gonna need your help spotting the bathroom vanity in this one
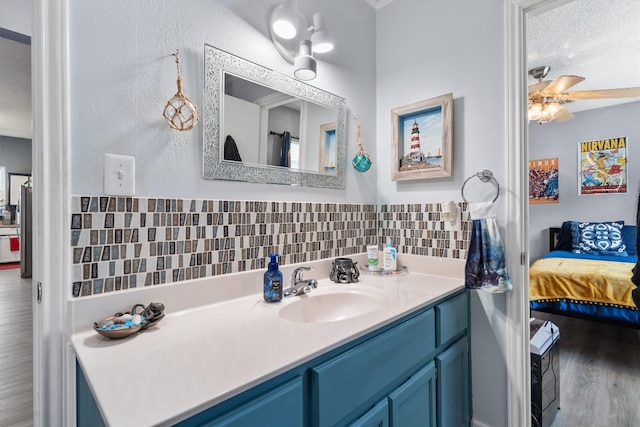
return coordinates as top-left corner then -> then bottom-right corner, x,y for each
73,255 -> 470,426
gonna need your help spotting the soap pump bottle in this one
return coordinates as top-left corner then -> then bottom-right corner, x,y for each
264,253 -> 283,302
383,239 -> 397,271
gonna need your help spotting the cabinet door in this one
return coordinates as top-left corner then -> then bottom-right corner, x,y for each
388,362 -> 436,427
348,398 -> 389,427
199,378 -> 303,427
435,338 -> 469,427
312,309 -> 435,427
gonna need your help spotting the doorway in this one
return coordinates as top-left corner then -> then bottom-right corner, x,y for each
0,26 -> 33,427
522,0 -> 640,425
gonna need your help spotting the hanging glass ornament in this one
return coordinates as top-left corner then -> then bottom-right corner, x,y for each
351,115 -> 372,172
163,50 -> 199,131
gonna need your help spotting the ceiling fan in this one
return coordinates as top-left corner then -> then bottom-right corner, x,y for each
528,65 -> 640,124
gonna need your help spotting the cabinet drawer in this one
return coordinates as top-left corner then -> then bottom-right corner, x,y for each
311,309 -> 435,427
205,378 -> 303,427
436,292 -> 467,347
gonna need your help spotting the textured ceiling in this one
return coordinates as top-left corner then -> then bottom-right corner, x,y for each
527,0 -> 640,113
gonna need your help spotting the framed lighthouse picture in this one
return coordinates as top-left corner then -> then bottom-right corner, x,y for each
391,93 -> 453,181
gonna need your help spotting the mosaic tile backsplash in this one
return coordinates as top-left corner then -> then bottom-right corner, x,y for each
70,196 -> 470,297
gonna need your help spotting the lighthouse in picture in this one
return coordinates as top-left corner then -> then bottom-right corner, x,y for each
410,121 -> 421,155
409,120 -> 425,162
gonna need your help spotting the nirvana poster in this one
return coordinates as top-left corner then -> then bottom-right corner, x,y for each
529,157 -> 559,204
578,137 -> 628,195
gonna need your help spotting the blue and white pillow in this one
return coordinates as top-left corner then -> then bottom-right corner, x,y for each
571,221 -> 628,256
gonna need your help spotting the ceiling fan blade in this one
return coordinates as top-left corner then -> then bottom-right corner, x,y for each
543,75 -> 585,94
566,87 -> 640,100
553,107 -> 574,123
528,81 -> 551,95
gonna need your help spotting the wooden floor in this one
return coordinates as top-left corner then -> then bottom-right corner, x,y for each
532,310 -> 640,427
0,267 -> 33,427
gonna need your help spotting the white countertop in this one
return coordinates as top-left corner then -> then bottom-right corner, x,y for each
71,254 -> 465,426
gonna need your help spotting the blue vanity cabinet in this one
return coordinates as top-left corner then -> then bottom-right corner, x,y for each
330,292 -> 467,427
76,290 -> 469,427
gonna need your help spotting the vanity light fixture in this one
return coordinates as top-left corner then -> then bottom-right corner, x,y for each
293,40 -> 317,80
268,2 -> 334,81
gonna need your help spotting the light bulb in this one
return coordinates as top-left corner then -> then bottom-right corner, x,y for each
310,13 -> 334,53
270,0 -> 299,40
294,40 -> 317,80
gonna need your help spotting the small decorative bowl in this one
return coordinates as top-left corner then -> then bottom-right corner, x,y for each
93,302 -> 165,339
93,315 -> 143,339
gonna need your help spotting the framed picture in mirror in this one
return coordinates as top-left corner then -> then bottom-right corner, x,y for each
318,122 -> 337,174
391,93 -> 453,181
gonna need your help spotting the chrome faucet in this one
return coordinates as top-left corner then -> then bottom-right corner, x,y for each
284,266 -> 318,297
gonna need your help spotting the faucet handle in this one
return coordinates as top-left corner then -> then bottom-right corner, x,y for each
292,266 -> 315,283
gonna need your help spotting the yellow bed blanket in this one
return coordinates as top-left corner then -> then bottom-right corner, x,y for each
530,257 -> 637,309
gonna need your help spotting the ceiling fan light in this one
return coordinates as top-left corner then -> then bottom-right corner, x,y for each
538,107 -> 552,124
546,102 -> 563,118
528,103 -> 542,121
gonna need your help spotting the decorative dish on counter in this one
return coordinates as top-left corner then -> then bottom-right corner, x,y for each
360,265 -> 409,276
93,302 -> 166,339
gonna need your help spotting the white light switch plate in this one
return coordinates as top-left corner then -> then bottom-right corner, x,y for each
104,154 -> 135,196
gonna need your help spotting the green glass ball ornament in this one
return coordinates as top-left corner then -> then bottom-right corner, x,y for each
352,151 -> 371,172
352,115 -> 372,173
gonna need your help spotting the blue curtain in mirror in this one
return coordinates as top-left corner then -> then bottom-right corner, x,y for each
279,131 -> 291,167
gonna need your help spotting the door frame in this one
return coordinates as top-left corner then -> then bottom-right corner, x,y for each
32,0 -> 73,425
504,1 -> 572,426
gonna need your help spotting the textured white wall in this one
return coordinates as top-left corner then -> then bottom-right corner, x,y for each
68,0 -> 377,203
529,101 -> 640,261
53,1 -> 534,424
0,0 -> 31,35
375,1 -> 508,426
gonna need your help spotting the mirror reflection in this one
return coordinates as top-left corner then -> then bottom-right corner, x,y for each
203,45 -> 346,189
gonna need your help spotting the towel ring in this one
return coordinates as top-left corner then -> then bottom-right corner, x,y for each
461,169 -> 500,203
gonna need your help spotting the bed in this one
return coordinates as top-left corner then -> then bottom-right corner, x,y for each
529,221 -> 639,328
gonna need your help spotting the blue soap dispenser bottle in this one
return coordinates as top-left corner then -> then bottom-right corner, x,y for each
264,253 -> 283,302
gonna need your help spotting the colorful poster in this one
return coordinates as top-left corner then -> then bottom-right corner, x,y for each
529,158 -> 559,204
578,137 -> 628,195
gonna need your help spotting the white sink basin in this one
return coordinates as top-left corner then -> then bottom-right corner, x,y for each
278,288 -> 386,323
